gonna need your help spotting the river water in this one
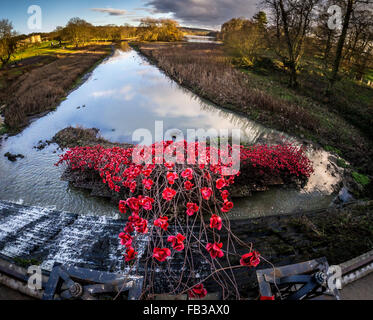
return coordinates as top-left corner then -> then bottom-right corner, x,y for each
185,35 -> 221,44
0,47 -> 338,218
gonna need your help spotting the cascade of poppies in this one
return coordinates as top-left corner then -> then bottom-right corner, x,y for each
56,140 -> 313,299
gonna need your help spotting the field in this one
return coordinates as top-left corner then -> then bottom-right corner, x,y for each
10,41 -> 82,62
0,42 -> 112,133
135,42 -> 373,177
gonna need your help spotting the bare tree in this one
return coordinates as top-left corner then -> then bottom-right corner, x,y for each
342,5 -> 373,80
329,0 -> 355,87
263,0 -> 321,87
329,0 -> 373,87
0,19 -> 17,67
313,1 -> 339,73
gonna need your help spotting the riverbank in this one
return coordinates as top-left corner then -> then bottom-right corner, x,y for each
0,43 -> 112,135
53,126 -> 133,149
134,42 -> 373,193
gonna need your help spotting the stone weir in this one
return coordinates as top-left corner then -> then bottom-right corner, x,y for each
1,199 -> 372,299
0,200 -> 213,297
0,200 -> 148,274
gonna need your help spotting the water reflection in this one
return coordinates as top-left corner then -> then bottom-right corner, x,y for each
198,101 -> 295,145
0,48 -> 287,216
184,35 -> 222,44
0,48 -> 335,218
229,189 -> 335,220
119,42 -> 131,52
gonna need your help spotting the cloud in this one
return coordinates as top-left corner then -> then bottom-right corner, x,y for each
91,8 -> 128,16
145,0 -> 260,27
133,7 -> 158,14
91,89 -> 116,98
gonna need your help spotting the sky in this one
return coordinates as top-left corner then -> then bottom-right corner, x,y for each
0,0 -> 261,34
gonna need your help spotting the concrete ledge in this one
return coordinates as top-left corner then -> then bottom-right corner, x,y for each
341,250 -> 373,287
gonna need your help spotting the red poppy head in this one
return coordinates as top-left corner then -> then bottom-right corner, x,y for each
167,233 -> 185,251
188,283 -> 207,299
126,197 -> 140,212
166,172 -> 179,185
124,222 -> 134,234
221,201 -> 234,213
176,233 -> 186,242
124,247 -> 137,262
221,190 -> 230,201
184,181 -> 194,191
118,200 -> 127,214
140,196 -> 154,211
216,178 -> 226,190
118,232 -> 132,247
206,242 -> 224,259
162,188 -> 177,201
209,214 -> 222,231
201,187 -> 213,201
240,251 -> 261,267
153,247 -> 171,262
142,179 -> 154,190
164,162 -> 175,170
135,218 -> 148,234
154,216 -> 169,231
142,168 -> 153,177
129,181 -> 137,193
128,214 -> 141,224
186,203 -> 199,216
181,168 -> 194,180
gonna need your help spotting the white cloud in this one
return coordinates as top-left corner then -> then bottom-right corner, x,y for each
120,85 -> 135,101
91,89 -> 116,98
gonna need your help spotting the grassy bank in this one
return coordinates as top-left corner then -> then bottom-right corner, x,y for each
135,42 -> 373,178
0,43 -> 112,134
9,41 -> 83,62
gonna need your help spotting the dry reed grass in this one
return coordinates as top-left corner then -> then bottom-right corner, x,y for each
138,43 -> 320,133
3,45 -> 110,130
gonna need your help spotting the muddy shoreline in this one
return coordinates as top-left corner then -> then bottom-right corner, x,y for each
52,126 -> 133,149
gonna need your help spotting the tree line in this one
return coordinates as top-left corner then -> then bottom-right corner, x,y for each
220,0 -> 373,89
53,17 -> 183,47
0,17 -> 185,68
